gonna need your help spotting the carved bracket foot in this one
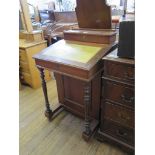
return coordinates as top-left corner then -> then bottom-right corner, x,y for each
45,105 -> 64,121
82,119 -> 99,141
44,109 -> 53,121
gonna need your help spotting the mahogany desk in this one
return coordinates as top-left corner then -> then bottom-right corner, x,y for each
33,39 -> 117,140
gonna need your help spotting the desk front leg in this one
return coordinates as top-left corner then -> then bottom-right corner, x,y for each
82,82 -> 91,140
38,67 -> 64,121
38,67 -> 53,120
82,82 -> 99,141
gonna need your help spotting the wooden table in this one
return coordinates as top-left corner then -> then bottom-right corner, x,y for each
33,39 -> 117,140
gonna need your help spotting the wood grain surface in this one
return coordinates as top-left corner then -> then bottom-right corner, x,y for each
75,0 -> 112,29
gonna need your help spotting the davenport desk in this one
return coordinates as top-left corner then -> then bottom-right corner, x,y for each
33,39 -> 116,140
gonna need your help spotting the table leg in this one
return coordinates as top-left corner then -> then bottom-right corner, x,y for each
38,67 -> 53,120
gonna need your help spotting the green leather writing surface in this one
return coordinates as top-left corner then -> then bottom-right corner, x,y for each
43,40 -> 102,63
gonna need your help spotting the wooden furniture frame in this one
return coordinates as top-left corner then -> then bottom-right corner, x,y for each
97,49 -> 135,153
33,39 -> 117,141
19,39 -> 51,88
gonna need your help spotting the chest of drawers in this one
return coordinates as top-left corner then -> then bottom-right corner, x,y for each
19,39 -> 51,89
97,50 -> 135,153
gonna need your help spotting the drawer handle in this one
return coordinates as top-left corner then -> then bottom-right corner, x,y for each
124,72 -> 134,80
116,129 -> 127,137
121,95 -> 134,103
118,112 -> 130,121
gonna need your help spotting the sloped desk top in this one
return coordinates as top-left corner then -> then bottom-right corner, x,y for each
42,39 -> 101,63
33,39 -> 116,81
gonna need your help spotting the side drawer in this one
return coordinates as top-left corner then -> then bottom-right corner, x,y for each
20,61 -> 30,73
20,72 -> 32,86
104,61 -> 134,82
102,102 -> 134,128
100,119 -> 134,145
103,80 -> 134,107
19,49 -> 27,62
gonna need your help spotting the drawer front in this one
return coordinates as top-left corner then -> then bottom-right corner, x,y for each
104,61 -> 134,82
64,33 -> 115,44
101,119 -> 134,145
103,80 -> 134,107
20,61 -> 30,73
20,72 -> 32,86
103,102 -> 134,128
19,49 -> 27,62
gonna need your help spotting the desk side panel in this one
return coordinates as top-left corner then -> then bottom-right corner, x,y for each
54,72 -> 101,120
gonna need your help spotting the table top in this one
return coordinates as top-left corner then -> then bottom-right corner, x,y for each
103,49 -> 134,65
19,39 -> 46,49
33,39 -> 113,70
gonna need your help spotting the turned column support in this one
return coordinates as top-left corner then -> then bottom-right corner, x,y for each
82,82 -> 91,140
37,67 -> 53,120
